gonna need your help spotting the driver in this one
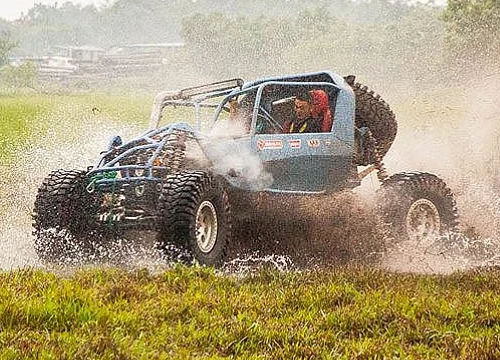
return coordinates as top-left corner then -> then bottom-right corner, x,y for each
283,90 -> 321,133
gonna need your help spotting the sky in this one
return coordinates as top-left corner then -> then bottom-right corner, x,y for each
0,0 -> 447,22
0,0 -> 111,21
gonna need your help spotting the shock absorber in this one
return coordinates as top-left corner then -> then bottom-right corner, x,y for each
366,129 -> 388,182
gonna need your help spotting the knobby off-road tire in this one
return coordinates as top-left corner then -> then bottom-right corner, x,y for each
377,172 -> 459,249
352,82 -> 397,166
156,170 -> 232,267
33,169 -> 98,264
163,130 -> 187,173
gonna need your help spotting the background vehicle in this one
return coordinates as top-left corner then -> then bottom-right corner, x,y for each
32,71 -> 458,266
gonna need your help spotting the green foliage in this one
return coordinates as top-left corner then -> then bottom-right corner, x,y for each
15,3 -> 101,54
443,0 -> 500,68
0,31 -> 16,67
1,266 -> 500,358
0,62 -> 37,88
181,5 -> 447,87
181,13 -> 300,77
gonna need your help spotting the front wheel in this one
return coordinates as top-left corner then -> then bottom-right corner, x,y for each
32,169 -> 99,264
156,170 -> 232,267
377,172 -> 459,249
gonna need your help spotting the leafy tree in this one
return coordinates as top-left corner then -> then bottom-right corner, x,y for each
0,31 -> 16,66
99,0 -> 177,46
12,3 -> 101,54
181,3 -> 447,89
181,13 -> 300,78
0,62 -> 37,88
443,0 -> 500,68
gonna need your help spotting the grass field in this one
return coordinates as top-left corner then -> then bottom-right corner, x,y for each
0,94 -> 52,163
0,266 -> 499,359
0,91 -> 152,164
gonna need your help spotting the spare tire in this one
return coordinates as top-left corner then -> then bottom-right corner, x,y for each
350,82 -> 397,166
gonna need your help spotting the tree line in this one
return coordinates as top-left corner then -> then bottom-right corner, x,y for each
0,0 -> 498,88
1,0 -> 418,54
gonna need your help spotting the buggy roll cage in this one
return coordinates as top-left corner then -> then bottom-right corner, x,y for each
148,71 -> 346,132
148,78 -> 244,130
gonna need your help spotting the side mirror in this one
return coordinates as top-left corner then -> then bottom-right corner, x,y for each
108,135 -> 123,150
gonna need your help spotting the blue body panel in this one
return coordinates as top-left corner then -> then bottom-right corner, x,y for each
251,131 -> 353,192
208,71 -> 357,193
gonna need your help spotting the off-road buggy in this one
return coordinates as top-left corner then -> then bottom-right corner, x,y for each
33,71 -> 458,266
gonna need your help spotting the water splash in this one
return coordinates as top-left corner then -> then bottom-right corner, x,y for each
0,102 -> 142,270
221,252 -> 296,275
3,88 -> 500,275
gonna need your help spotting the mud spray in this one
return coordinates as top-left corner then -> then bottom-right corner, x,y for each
379,74 -> 500,274
3,77 -> 500,275
0,103 -> 168,271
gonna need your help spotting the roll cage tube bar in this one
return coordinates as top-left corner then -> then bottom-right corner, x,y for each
148,78 -> 244,130
148,71 -> 349,132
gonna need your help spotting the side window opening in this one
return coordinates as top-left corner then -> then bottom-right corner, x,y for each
213,91 -> 255,137
256,84 -> 338,135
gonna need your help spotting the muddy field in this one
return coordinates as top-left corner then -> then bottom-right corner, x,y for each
2,79 -> 500,275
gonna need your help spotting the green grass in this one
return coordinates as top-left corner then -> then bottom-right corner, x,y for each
0,94 -> 52,164
0,92 -> 152,164
67,92 -> 152,125
0,266 -> 500,359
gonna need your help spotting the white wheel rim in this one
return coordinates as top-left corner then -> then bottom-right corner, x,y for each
405,198 -> 441,247
196,200 -> 218,253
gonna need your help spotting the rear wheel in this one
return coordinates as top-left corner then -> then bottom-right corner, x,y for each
156,170 -> 232,267
33,169 -> 99,264
377,172 -> 459,249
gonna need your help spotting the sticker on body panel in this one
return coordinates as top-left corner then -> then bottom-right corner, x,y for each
257,139 -> 283,150
289,139 -> 302,149
307,139 -> 321,148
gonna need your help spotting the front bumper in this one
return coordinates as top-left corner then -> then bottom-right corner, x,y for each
88,175 -> 163,230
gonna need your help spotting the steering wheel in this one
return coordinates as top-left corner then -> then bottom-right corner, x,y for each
256,106 -> 283,134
